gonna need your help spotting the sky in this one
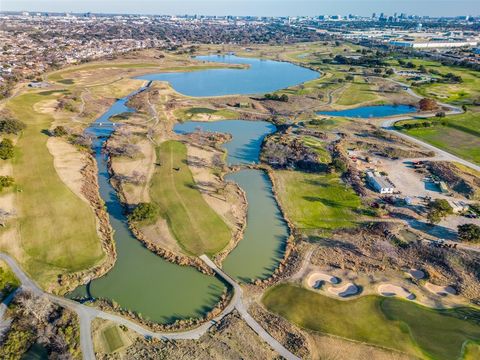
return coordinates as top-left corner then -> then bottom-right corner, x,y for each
1,0 -> 479,17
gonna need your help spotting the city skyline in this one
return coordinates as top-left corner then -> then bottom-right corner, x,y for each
2,0 -> 479,17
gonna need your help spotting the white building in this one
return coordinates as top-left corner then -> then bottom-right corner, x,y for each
366,171 -> 395,194
389,40 -> 478,48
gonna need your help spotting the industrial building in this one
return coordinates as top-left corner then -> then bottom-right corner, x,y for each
366,171 -> 395,194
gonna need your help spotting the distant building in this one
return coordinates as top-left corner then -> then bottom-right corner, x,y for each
389,40 -> 478,48
366,171 -> 395,194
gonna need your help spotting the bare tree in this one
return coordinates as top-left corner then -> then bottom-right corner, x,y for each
16,291 -> 53,325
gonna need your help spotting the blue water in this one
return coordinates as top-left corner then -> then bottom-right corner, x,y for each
174,120 -> 276,165
136,55 -> 319,97
317,104 -> 417,118
69,55 -> 311,322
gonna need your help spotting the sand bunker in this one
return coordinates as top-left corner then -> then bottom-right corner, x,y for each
328,283 -> 358,298
407,269 -> 425,280
307,271 -> 339,289
425,282 -> 457,296
378,284 -> 415,300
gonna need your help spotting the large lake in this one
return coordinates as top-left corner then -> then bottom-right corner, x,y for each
69,56 -> 306,323
317,104 -> 417,118
136,55 -> 319,97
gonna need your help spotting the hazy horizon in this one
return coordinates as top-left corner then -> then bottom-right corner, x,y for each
1,0 -> 479,17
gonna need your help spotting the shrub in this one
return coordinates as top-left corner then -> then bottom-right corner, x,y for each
129,202 -> 158,223
52,126 -> 68,137
0,118 -> 26,134
427,199 -> 453,224
331,158 -> 347,173
0,138 -> 14,160
458,223 -> 480,243
0,175 -> 14,191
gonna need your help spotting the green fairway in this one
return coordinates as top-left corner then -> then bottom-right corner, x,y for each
174,107 -> 239,121
392,59 -> 480,105
274,170 -> 363,230
5,92 -> 104,286
101,326 -> 126,353
0,261 -> 20,301
402,124 -> 480,165
336,80 -> 380,106
149,140 -> 231,256
263,284 -> 480,360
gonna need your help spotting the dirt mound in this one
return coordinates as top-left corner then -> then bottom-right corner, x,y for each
426,161 -> 480,199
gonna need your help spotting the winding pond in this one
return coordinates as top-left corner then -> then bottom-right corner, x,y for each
69,56 -> 312,323
174,121 -> 289,282
137,54 -> 319,97
317,104 -> 417,118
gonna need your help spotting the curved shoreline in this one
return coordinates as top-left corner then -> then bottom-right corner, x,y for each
54,153 -> 117,295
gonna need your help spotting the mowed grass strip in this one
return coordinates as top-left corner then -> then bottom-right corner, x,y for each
403,125 -> 480,165
150,140 -> 231,256
263,284 -> 480,360
6,93 -> 104,285
101,325 -> 128,354
274,170 -> 362,230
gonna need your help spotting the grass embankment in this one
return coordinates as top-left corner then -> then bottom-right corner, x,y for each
0,260 -> 20,301
263,284 -> 480,360
335,78 -> 380,106
274,170 -> 363,230
174,107 -> 239,121
4,92 -> 104,286
396,111 -> 480,165
149,140 -> 231,256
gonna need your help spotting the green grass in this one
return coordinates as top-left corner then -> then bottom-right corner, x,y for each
57,79 -> 74,85
175,107 -> 239,121
302,137 -> 331,163
391,58 -> 480,105
402,125 -> 480,165
382,297 -> 480,360
101,326 -> 126,353
336,80 -> 379,106
150,140 -> 231,256
263,284 -> 480,360
463,342 -> 480,360
0,261 -> 20,301
5,92 -> 104,286
274,170 -> 363,230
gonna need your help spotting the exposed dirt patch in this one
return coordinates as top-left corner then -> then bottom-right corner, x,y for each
46,137 -> 89,204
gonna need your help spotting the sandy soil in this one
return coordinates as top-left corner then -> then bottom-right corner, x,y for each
425,282 -> 457,296
378,284 -> 415,300
306,271 -> 339,289
140,217 -> 184,255
327,282 -> 359,297
110,137 -> 155,204
186,144 -> 246,233
46,137 -> 89,204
